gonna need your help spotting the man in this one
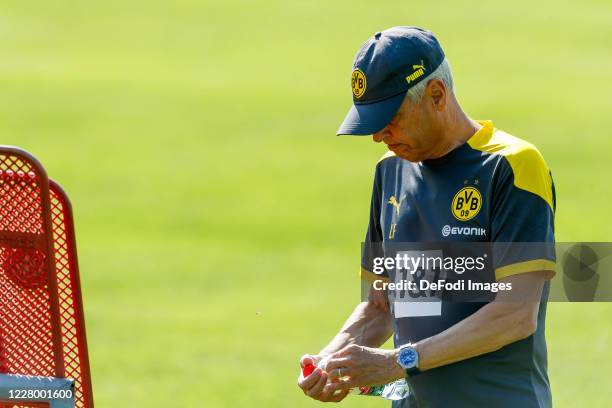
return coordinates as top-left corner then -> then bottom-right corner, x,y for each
297,27 -> 556,407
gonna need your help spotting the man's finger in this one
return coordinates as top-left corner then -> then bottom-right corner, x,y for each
300,354 -> 315,368
298,367 -> 323,391
306,371 -> 328,399
328,388 -> 350,403
318,379 -> 341,402
326,367 -> 356,382
325,357 -> 353,371
323,378 -> 357,394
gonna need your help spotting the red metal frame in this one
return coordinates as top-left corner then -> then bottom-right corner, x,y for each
0,146 -> 93,408
48,181 -> 93,407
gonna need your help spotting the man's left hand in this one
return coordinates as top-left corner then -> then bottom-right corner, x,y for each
323,345 -> 404,394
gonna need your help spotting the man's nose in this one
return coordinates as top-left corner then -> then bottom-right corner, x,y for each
373,131 -> 387,143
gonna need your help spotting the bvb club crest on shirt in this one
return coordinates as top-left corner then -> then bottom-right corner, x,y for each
351,69 -> 367,98
451,186 -> 482,221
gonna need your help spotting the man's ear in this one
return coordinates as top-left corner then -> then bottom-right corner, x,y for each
426,79 -> 447,111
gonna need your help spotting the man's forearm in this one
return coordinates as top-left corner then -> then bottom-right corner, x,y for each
320,300 -> 393,357
412,300 -> 538,371
412,272 -> 547,371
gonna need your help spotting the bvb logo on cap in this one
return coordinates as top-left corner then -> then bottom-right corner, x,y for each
351,69 -> 367,98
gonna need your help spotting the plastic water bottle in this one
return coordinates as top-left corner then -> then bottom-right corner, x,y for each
302,356 -> 410,401
347,378 -> 410,400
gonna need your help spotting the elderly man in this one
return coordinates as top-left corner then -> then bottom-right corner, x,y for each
297,27 -> 556,407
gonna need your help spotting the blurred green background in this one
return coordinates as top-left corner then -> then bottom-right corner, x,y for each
2,0 -> 611,406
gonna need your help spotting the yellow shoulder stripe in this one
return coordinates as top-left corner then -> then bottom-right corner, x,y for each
360,267 -> 390,283
468,121 -> 554,212
495,259 -> 556,281
377,150 -> 396,163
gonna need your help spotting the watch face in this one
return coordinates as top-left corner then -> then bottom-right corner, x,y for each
399,347 -> 417,368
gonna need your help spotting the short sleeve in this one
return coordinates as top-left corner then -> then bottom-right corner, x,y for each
360,165 -> 387,281
491,147 -> 556,280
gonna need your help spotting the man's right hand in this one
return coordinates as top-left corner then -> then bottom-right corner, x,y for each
297,354 -> 350,403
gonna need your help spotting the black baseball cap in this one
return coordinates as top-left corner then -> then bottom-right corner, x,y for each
337,26 -> 445,136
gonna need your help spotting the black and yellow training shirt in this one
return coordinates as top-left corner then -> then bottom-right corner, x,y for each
361,120 -> 555,408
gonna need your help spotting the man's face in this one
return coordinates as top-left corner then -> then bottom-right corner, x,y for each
372,91 -> 442,162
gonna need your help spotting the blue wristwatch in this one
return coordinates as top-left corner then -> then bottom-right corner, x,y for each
397,344 -> 421,376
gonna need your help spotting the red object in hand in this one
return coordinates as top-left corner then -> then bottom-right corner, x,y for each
302,363 -> 316,377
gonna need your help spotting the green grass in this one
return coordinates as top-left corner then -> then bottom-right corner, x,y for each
2,0 -> 612,406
